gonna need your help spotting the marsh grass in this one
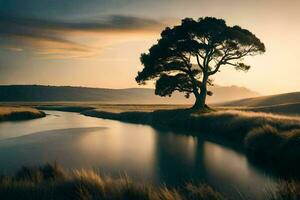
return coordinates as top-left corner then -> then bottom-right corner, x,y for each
1,163 -> 300,200
0,163 -> 226,200
0,106 -> 46,121
15,162 -> 67,182
267,180 -> 300,200
245,125 -> 300,167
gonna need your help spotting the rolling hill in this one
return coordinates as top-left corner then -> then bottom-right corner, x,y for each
220,92 -> 300,116
0,85 -> 259,104
221,92 -> 300,107
247,103 -> 300,115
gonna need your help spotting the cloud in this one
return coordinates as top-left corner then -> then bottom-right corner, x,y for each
0,45 -> 23,52
0,14 -> 165,32
0,14 -> 165,58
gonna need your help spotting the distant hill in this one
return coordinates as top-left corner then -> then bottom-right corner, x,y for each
0,85 -> 259,104
246,103 -> 300,116
206,85 -> 260,103
221,92 -> 300,107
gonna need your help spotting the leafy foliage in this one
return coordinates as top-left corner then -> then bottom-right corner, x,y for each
136,17 -> 265,107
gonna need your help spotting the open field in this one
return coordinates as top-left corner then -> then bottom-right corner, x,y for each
0,106 -> 46,121
0,163 -> 297,200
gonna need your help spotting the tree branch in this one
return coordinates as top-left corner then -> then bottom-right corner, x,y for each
224,62 -> 237,67
196,54 -> 204,71
208,45 -> 255,75
225,46 -> 254,61
208,49 -> 228,75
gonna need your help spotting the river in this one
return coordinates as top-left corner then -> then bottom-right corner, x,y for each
0,110 -> 278,199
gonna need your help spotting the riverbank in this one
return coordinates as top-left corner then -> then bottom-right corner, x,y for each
27,104 -> 300,174
81,108 -> 300,175
0,163 -> 297,200
0,106 -> 46,121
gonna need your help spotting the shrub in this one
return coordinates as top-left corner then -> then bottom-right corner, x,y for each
15,162 -> 67,183
244,125 -> 284,155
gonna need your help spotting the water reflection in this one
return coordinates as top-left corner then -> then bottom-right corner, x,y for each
154,132 -> 202,184
77,123 -> 157,181
203,142 -> 277,199
0,111 -> 108,140
0,111 -> 278,198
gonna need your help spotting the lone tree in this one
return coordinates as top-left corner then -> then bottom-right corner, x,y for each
136,17 -> 265,110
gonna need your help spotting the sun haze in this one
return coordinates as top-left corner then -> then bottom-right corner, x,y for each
0,0 -> 299,95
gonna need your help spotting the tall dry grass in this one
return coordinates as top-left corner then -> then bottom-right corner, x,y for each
1,163 -> 299,200
0,106 -> 46,121
267,180 -> 300,200
0,163 -> 225,200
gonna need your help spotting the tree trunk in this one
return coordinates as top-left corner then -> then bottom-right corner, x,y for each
192,84 -> 207,110
192,74 -> 208,110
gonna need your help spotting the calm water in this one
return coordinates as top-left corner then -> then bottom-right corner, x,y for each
0,110 -> 278,199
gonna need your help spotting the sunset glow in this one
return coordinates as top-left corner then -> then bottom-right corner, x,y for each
0,0 -> 300,95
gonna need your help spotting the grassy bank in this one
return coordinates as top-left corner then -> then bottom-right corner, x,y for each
0,163 -> 298,200
0,106 -> 46,121
82,108 -> 300,174
0,163 -> 225,200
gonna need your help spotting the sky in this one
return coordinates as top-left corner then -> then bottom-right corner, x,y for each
0,0 -> 299,95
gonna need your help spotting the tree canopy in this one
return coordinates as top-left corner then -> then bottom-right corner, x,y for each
136,17 -> 265,109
